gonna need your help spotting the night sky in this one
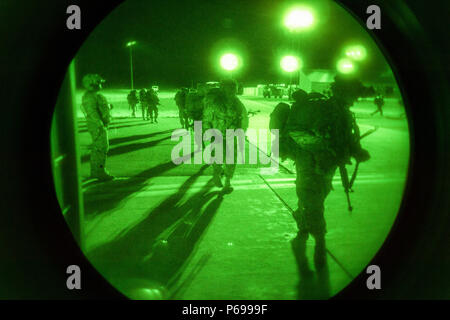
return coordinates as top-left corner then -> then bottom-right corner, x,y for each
75,0 -> 393,89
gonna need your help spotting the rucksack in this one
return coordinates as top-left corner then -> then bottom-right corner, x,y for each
269,103 -> 291,134
293,95 -> 355,164
269,102 -> 296,160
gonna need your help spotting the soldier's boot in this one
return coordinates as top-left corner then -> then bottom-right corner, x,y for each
313,234 -> 327,270
90,164 -> 115,182
222,176 -> 234,194
96,169 -> 115,181
90,149 -> 114,181
212,166 -> 223,188
291,231 -> 313,277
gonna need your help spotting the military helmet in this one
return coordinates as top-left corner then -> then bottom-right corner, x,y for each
82,74 -> 105,90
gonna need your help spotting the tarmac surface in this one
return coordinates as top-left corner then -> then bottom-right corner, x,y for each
73,89 -> 409,299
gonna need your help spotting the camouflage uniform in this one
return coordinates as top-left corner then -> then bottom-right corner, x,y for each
81,74 -> 113,180
288,94 -> 360,237
286,78 -> 370,271
202,81 -> 249,191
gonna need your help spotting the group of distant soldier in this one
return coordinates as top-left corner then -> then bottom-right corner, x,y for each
173,80 -> 249,194
127,88 -> 160,122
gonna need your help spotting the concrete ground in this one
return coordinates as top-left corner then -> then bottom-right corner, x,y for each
73,89 -> 409,299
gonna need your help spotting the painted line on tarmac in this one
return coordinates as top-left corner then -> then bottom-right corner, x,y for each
257,174 -> 354,280
264,174 -> 399,183
82,175 -> 404,195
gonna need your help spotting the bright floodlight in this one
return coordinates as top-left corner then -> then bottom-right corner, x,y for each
284,7 -> 314,31
345,45 -> 367,61
126,41 -> 137,47
220,53 -> 239,71
337,58 -> 355,74
280,55 -> 300,72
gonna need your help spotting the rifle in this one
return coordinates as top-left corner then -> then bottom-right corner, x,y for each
339,165 -> 353,212
339,125 -> 378,213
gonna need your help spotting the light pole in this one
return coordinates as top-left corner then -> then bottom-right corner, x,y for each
283,7 -> 314,89
126,41 -> 137,89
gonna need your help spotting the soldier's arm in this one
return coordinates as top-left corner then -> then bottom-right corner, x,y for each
349,112 -> 370,162
97,93 -> 111,126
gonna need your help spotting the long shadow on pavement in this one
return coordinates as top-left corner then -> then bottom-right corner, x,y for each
80,135 -> 171,163
84,161 -> 181,217
108,129 -> 173,146
77,122 -> 152,133
77,119 -> 142,128
83,151 -> 197,218
86,166 -> 224,298
295,257 -> 331,299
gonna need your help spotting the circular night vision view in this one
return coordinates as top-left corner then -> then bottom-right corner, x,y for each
51,0 -> 409,299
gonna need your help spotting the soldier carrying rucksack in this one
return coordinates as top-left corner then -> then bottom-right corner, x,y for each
139,88 -> 149,120
147,88 -> 160,123
127,89 -> 139,117
270,76 -> 370,273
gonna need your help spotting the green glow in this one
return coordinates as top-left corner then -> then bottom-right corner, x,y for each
345,45 -> 367,61
337,58 -> 355,74
220,53 -> 239,71
51,0 -> 411,301
284,7 -> 315,31
280,55 -> 301,72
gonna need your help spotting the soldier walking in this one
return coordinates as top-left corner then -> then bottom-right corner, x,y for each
202,79 -> 249,194
127,89 -> 139,117
174,87 -> 189,129
147,88 -> 160,123
139,88 -> 149,120
277,76 -> 370,271
371,94 -> 385,116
